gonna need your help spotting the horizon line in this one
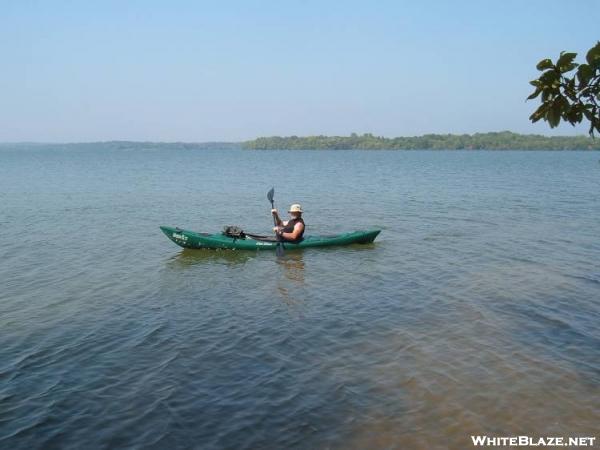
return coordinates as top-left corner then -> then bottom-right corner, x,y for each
0,130 -> 596,145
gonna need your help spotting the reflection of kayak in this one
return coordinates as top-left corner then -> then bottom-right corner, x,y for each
160,226 -> 381,250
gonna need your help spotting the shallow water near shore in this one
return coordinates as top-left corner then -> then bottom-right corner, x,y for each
1,146 -> 599,449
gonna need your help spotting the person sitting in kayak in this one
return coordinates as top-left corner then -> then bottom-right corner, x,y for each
272,204 -> 305,243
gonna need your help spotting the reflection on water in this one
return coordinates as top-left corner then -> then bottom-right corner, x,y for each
277,252 -> 305,284
167,248 -> 254,267
167,247 -> 309,311
277,252 -> 306,312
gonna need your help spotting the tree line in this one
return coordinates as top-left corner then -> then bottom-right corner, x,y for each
243,132 -> 600,150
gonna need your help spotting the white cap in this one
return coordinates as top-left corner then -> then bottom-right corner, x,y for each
288,204 -> 303,213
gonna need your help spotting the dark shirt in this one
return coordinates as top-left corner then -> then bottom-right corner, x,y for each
281,217 -> 305,242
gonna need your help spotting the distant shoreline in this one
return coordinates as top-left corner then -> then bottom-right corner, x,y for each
1,131 -> 599,150
243,132 -> 600,151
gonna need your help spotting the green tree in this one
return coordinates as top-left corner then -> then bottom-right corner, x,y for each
528,41 -> 600,136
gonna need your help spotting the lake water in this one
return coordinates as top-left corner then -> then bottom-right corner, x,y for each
1,145 -> 599,449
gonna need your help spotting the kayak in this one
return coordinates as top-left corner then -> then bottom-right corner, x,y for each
160,226 -> 381,250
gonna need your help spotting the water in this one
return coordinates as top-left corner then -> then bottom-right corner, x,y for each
1,145 -> 599,449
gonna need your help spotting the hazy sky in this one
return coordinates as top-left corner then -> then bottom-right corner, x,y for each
1,0 -> 599,142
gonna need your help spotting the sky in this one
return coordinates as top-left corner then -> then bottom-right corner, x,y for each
1,0 -> 599,142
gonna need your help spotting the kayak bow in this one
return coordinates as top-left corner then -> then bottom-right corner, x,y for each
160,226 -> 381,251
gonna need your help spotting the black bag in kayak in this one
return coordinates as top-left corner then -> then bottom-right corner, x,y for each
222,225 -> 246,239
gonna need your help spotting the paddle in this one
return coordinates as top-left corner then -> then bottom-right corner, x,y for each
267,187 -> 285,257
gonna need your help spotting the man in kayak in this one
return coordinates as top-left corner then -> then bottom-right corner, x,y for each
272,204 -> 305,243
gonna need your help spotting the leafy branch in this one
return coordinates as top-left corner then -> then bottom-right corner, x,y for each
528,41 -> 600,136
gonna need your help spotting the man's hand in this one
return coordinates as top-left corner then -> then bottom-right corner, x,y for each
273,226 -> 282,234
272,209 -> 282,227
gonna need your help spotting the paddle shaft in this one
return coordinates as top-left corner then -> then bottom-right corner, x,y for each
268,191 -> 285,257
270,199 -> 278,227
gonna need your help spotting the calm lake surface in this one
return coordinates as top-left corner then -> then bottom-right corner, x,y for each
1,145 -> 599,449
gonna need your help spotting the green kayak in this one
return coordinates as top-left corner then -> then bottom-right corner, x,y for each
160,226 -> 381,251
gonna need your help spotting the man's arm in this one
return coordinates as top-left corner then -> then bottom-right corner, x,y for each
271,209 -> 283,226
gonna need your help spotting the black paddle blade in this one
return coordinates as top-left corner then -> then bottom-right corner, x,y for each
276,243 -> 285,257
267,187 -> 274,203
